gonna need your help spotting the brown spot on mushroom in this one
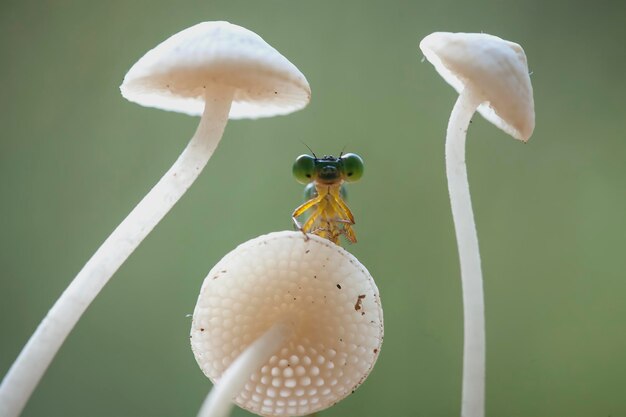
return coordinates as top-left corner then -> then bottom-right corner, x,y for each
354,294 -> 366,311
212,269 -> 228,280
200,328 -> 205,332
336,284 -> 342,289
373,348 -> 378,354
305,250 -> 310,254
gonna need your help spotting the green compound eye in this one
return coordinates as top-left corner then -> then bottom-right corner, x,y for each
341,153 -> 364,182
293,154 -> 316,184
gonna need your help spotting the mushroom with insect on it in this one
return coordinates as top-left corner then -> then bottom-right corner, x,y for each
419,32 -> 535,417
0,21 -> 310,417
191,231 -> 383,417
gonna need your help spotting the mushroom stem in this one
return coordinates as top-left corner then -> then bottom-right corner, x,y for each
197,322 -> 292,417
0,85 -> 235,417
445,89 -> 485,417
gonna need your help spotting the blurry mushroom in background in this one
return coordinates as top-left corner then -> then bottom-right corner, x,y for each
419,32 -> 535,417
0,21 -> 310,417
191,231 -> 383,417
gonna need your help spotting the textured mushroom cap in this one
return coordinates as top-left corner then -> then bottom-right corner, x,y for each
420,32 -> 535,141
120,21 -> 311,119
190,231 -> 383,417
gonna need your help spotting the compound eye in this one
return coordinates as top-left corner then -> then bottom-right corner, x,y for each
341,153 -> 364,182
293,154 -> 316,184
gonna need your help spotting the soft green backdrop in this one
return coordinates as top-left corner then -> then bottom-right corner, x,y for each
1,0 -> 625,416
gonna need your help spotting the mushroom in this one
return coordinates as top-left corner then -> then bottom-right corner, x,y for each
419,32 -> 534,417
0,21 -> 310,417
190,231 -> 383,417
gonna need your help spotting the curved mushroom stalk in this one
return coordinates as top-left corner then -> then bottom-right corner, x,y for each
190,231 -> 384,417
0,21 -> 310,417
0,86 -> 233,417
420,32 -> 535,417
445,88 -> 486,417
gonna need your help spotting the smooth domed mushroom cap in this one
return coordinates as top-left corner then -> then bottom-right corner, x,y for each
191,231 -> 383,417
420,32 -> 535,141
120,21 -> 311,119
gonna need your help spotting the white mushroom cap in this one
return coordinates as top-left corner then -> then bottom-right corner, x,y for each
420,32 -> 535,141
120,21 -> 311,119
191,231 -> 383,417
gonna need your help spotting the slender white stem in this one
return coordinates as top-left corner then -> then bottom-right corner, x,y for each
197,322 -> 291,417
445,89 -> 485,417
0,86 -> 235,417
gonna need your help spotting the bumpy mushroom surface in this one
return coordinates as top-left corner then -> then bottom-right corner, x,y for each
191,231 -> 383,417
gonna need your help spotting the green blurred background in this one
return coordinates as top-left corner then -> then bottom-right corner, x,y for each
1,0 -> 625,416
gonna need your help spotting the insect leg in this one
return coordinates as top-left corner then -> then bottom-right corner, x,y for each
332,195 -> 355,224
292,194 -> 324,229
327,194 -> 355,225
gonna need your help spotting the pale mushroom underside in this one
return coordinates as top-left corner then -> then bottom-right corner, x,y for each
191,231 -> 383,417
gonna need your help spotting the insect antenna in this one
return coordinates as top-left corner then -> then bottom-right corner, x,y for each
301,142 -> 318,159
